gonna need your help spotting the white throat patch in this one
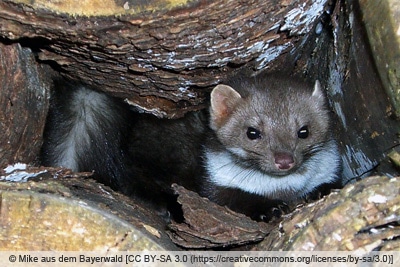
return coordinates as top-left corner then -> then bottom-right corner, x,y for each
204,140 -> 340,200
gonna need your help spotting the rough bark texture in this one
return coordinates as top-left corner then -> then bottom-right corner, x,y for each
0,166 -> 177,250
167,184 -> 272,249
257,175 -> 400,251
0,0 -> 328,118
358,0 -> 400,118
0,42 -> 51,168
324,0 -> 400,183
1,166 -> 399,251
0,0 -> 399,252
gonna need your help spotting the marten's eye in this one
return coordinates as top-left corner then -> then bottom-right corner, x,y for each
297,125 -> 309,139
247,127 -> 262,140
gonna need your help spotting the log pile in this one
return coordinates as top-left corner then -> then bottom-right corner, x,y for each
0,0 -> 399,251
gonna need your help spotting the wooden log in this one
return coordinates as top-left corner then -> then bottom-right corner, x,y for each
0,0 -> 399,251
358,0 -> 400,118
2,166 -> 399,251
325,0 -> 400,182
257,175 -> 400,251
0,166 -> 178,250
0,42 -> 51,167
0,0 -> 329,118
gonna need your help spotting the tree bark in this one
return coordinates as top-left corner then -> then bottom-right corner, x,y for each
257,175 -> 400,251
0,42 -> 51,167
0,166 -> 178,250
1,166 -> 399,251
358,0 -> 400,118
0,0 -> 399,252
328,0 -> 400,182
0,0 -> 328,118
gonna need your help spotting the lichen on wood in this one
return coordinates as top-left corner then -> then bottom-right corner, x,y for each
1,0 -> 399,252
0,0 -> 329,118
2,166 -> 399,251
257,176 -> 400,251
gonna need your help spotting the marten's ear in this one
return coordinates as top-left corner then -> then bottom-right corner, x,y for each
210,84 -> 242,130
